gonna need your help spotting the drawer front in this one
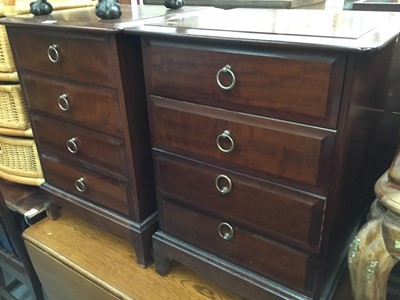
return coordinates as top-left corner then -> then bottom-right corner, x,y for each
154,152 -> 324,253
21,73 -> 123,136
32,114 -> 127,179
143,39 -> 345,128
41,155 -> 130,217
159,199 -> 316,292
9,27 -> 118,87
149,96 -> 335,194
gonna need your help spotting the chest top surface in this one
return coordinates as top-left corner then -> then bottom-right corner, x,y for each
127,8 -> 400,51
0,5 -> 213,32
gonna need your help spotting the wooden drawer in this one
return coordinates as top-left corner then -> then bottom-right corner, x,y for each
154,151 -> 325,253
159,199 -> 317,292
149,96 -> 335,194
41,154 -> 130,217
31,114 -> 127,179
21,73 -> 123,137
8,27 -> 119,87
143,39 -> 345,129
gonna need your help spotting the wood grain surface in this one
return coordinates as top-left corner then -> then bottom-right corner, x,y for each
23,211 -> 242,300
22,209 -> 354,299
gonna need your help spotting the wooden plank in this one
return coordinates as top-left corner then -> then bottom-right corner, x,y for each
25,242 -> 120,300
0,178 -> 44,216
23,209 -> 355,299
23,211 -> 243,300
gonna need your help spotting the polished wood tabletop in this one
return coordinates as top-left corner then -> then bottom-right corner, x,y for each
23,210 -> 354,299
1,5 -> 399,50
23,211 -> 243,300
0,5 -> 213,31
126,7 -> 400,51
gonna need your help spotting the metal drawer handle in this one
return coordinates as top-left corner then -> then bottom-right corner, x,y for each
216,65 -> 236,90
67,137 -> 79,154
215,174 -> 232,194
58,94 -> 70,111
216,130 -> 234,153
48,44 -> 61,63
75,177 -> 86,192
218,222 -> 234,240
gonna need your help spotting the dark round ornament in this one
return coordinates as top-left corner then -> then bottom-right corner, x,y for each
30,0 -> 53,16
95,0 -> 122,20
164,0 -> 184,9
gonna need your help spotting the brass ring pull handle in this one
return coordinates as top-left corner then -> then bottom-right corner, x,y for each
58,94 -> 70,111
218,222 -> 234,240
75,177 -> 86,192
67,137 -> 79,154
48,44 -> 61,63
216,130 -> 234,153
215,174 -> 232,194
216,65 -> 236,90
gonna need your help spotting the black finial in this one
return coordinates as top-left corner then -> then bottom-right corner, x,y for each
95,0 -> 122,20
30,0 -> 53,16
164,0 -> 184,9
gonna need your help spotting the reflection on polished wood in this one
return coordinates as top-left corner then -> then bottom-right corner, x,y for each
128,8 -> 400,51
0,5 -> 212,30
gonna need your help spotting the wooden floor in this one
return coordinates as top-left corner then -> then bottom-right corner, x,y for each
23,210 -> 354,300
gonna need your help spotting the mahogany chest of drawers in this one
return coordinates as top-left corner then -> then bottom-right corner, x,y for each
0,5 -> 207,267
127,9 -> 400,298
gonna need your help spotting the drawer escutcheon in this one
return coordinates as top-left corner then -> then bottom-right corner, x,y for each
67,137 -> 79,154
216,130 -> 234,153
218,222 -> 234,240
215,174 -> 232,194
47,44 -> 61,63
75,177 -> 86,192
57,93 -> 70,111
216,64 -> 236,90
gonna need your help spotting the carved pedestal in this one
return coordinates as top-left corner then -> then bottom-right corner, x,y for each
349,148 -> 400,299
